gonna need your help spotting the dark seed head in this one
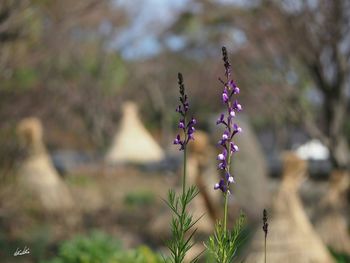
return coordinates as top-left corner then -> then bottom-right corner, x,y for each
262,209 -> 269,238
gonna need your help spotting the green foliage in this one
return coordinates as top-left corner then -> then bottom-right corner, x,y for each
41,231 -> 163,263
42,231 -> 121,263
329,248 -> 350,263
14,67 -> 39,88
124,191 -> 155,207
1,67 -> 39,90
206,213 -> 246,263
166,185 -> 201,263
100,56 -> 128,94
113,245 -> 164,263
66,175 -> 94,187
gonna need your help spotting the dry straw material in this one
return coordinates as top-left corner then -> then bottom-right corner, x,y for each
16,117 -> 74,212
187,130 -> 218,233
245,152 -> 335,263
105,102 -> 165,164
313,170 -> 350,254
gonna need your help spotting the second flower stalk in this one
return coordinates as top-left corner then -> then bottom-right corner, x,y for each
214,46 -> 243,233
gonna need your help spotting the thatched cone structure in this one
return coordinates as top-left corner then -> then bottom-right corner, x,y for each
313,170 -> 350,254
16,117 -> 74,212
105,102 -> 164,164
230,117 -> 270,221
187,130 -> 219,234
244,152 -> 335,263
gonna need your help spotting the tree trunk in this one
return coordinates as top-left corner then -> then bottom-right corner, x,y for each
329,135 -> 350,170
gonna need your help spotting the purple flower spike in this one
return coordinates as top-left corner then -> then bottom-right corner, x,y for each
214,46 -> 243,195
174,73 -> 196,151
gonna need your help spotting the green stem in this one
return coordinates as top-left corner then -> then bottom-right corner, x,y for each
264,236 -> 267,263
182,115 -> 187,196
179,146 -> 186,263
223,191 -> 228,233
178,117 -> 187,263
183,146 -> 187,196
224,140 -> 232,234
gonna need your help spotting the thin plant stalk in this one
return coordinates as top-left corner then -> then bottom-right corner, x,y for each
224,192 -> 228,233
206,47 -> 245,263
168,73 -> 199,263
182,120 -> 187,196
262,209 -> 269,263
223,143 -> 232,234
264,236 -> 267,263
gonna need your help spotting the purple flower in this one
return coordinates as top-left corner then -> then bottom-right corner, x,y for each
233,123 -> 242,134
225,171 -> 231,180
217,148 -> 227,160
216,113 -> 225,125
187,126 -> 195,140
217,153 -> 225,161
184,102 -> 189,112
228,80 -> 236,89
214,179 -> 227,192
230,142 -> 239,153
222,88 -> 229,103
179,120 -> 185,129
225,171 -> 235,184
233,100 -> 242,112
188,117 -> 197,126
175,105 -> 182,115
174,134 -> 181,145
218,162 -> 226,170
219,130 -> 230,145
222,132 -> 229,141
228,176 -> 234,183
217,149 -> 227,171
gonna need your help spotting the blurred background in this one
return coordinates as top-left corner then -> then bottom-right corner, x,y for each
0,0 -> 349,262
